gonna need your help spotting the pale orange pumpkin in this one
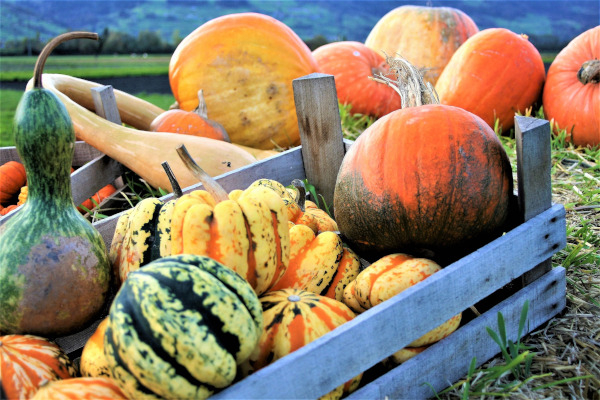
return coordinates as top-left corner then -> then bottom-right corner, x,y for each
365,5 -> 479,85
312,41 -> 402,118
169,12 -> 319,149
543,26 -> 599,147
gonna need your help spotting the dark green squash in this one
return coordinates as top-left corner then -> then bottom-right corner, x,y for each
103,254 -> 263,400
0,32 -> 110,336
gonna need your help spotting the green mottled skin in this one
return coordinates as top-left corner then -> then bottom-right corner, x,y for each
104,255 -> 262,400
0,88 -> 110,335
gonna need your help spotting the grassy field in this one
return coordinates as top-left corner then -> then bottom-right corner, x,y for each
0,54 -> 170,81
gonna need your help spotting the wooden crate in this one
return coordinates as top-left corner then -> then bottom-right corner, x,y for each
0,74 -> 566,399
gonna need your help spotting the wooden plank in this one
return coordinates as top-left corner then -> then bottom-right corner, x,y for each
71,154 -> 126,205
92,146 -> 307,250
292,73 -> 346,209
348,267 -> 566,399
213,205 -> 566,399
515,116 -> 553,285
91,85 -> 122,124
1,141 -> 100,166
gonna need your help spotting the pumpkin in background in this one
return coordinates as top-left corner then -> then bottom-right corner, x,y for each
150,90 -> 230,142
79,318 -> 110,378
334,104 -> 513,262
435,28 -> 546,132
365,5 -> 478,85
77,184 -> 117,214
169,12 -> 319,149
250,288 -> 361,399
0,334 -> 77,399
31,377 -> 127,400
0,161 -> 26,204
312,41 -> 402,118
543,26 -> 600,148
104,255 -> 263,400
344,253 -> 461,347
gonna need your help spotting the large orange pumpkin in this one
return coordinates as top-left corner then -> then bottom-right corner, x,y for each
333,104 -> 513,262
365,5 -> 479,85
435,28 -> 546,132
169,12 -> 319,150
0,334 -> 76,399
543,26 -> 600,148
312,41 -> 402,118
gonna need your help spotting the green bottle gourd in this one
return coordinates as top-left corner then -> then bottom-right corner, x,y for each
0,32 -> 110,336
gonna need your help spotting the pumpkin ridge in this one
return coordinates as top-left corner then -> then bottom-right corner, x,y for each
113,277 -> 224,393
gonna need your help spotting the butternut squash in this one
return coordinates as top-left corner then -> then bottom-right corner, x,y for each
25,74 -> 278,190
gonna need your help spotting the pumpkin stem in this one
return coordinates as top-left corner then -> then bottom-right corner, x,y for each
291,179 -> 307,212
175,144 -> 229,202
161,161 -> 183,198
195,90 -> 209,118
369,54 -> 439,108
33,31 -> 98,89
577,59 -> 600,85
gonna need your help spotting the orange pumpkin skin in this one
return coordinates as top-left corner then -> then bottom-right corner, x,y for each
0,335 -> 76,400
169,13 -> 319,150
0,161 -> 27,204
435,28 -> 546,132
312,41 -> 402,118
334,105 -> 513,261
31,377 -> 128,400
365,5 -> 479,85
77,184 -> 117,214
149,109 -> 229,141
543,26 -> 600,148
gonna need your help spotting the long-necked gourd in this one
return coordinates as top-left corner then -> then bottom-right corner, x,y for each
0,32 -> 111,336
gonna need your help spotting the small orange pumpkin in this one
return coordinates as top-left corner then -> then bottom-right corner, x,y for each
0,334 -> 76,399
150,90 -> 230,142
31,377 -> 128,400
77,184 -> 118,213
0,161 -> 27,204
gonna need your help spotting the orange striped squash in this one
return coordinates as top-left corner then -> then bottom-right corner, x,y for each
31,377 -> 127,400
0,335 -> 76,399
250,289 -> 360,399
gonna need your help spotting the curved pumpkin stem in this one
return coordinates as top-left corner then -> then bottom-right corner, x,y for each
175,144 -> 229,202
577,60 -> 600,85
194,89 -> 231,143
161,161 -> 183,198
290,179 -> 307,212
33,31 -> 98,89
369,54 -> 439,108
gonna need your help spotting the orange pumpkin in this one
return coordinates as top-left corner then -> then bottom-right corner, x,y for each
0,204 -> 19,216
31,377 -> 127,400
77,184 -> 118,214
543,26 -> 600,148
150,90 -> 230,141
435,28 -> 546,132
312,41 -> 402,118
365,5 -> 479,85
334,104 -> 513,262
169,12 -> 319,149
0,161 -> 27,204
0,334 -> 76,399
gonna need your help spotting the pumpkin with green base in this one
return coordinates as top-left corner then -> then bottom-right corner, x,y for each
0,32 -> 110,336
104,254 -> 263,400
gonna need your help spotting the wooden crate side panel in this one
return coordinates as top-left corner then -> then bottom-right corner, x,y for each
0,141 -> 101,166
349,267 -> 566,400
212,205 -> 566,399
92,146 -> 307,249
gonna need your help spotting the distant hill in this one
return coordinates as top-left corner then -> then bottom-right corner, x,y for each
1,0 -> 598,51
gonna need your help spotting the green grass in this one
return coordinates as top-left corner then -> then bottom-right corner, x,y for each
0,54 -> 170,81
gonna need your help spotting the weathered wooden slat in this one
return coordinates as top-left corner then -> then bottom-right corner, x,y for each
515,116 -> 553,285
0,141 -> 100,166
293,73 -> 346,209
213,204 -> 566,399
70,154 -> 126,205
92,146 -> 307,250
348,267 -> 566,400
91,85 -> 122,124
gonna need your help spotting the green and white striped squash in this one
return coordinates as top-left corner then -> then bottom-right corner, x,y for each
103,254 -> 263,400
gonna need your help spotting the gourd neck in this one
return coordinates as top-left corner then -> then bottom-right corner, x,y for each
578,60 -> 600,85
